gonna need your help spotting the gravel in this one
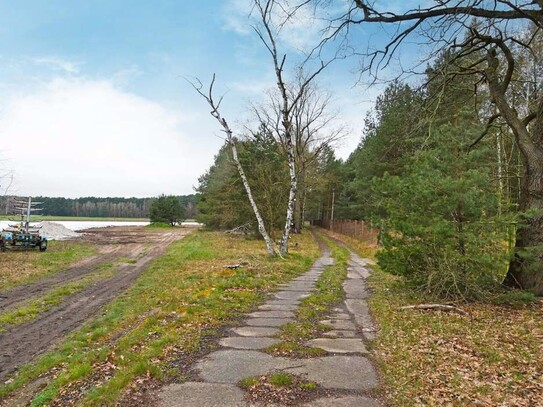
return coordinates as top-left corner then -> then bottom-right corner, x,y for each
37,221 -> 80,240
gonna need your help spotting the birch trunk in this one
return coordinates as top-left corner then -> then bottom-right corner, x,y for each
280,136 -> 297,255
230,141 -> 277,256
191,74 -> 277,257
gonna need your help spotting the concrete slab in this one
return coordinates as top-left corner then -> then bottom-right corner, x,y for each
258,304 -> 298,311
196,350 -> 291,383
322,330 -> 358,338
347,271 -> 364,279
244,317 -> 292,327
220,336 -> 280,350
265,299 -> 301,306
273,291 -> 309,300
303,395 -> 381,406
286,356 -> 378,391
320,319 -> 357,330
343,281 -> 368,299
328,313 -> 351,320
345,299 -> 375,329
351,254 -> 376,266
248,310 -> 294,318
293,277 -> 319,281
278,284 -> 315,292
306,338 -> 368,354
231,326 -> 280,337
159,382 -> 246,407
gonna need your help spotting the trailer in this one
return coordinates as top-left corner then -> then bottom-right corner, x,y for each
0,197 -> 48,252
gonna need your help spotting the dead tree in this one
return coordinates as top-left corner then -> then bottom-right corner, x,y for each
252,0 -> 337,254
190,75 -> 278,257
334,1 -> 543,295
250,79 -> 345,234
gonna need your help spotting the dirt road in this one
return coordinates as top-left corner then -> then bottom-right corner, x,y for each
0,226 -> 193,381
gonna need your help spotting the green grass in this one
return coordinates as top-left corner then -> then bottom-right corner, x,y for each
0,241 -> 98,290
266,341 -> 327,358
239,376 -> 260,389
239,373 -> 317,390
0,269 -> 116,332
145,222 -> 172,228
278,233 -> 350,345
268,372 -> 293,387
0,231 -> 320,406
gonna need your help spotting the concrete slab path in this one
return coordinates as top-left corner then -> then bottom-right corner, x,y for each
159,237 -> 381,407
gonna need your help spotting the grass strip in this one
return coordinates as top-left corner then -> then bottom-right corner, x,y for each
0,231 -> 319,406
0,241 -> 97,291
0,268 -> 116,332
271,233 -> 350,355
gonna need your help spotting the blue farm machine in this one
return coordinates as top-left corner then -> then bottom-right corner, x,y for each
0,197 -> 48,252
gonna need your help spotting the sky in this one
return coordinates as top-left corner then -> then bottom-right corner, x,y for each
0,0 -> 415,198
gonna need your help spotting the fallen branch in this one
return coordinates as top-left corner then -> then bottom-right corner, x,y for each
400,304 -> 466,315
225,223 -> 252,235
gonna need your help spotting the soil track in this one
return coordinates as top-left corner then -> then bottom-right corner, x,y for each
0,226 -> 193,381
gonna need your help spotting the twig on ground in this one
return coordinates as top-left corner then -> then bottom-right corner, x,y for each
400,304 -> 467,315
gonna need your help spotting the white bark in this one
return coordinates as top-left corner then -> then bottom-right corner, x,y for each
190,76 -> 277,256
230,140 -> 277,256
253,0 -> 334,255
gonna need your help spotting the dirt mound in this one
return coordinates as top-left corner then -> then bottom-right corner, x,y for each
38,221 -> 80,240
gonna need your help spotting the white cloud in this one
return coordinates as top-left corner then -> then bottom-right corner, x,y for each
32,56 -> 81,74
0,78 -> 218,198
222,0 -> 341,53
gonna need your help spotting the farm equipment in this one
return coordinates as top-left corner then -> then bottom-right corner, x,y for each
0,197 -> 47,252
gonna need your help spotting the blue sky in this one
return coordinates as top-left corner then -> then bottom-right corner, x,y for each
0,1 -> 408,198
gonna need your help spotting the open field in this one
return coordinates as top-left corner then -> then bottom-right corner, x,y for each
0,228 -> 319,406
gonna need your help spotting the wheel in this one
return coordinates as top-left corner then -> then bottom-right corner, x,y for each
39,241 -> 47,252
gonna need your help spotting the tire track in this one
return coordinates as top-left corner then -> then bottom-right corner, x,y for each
0,227 -> 192,381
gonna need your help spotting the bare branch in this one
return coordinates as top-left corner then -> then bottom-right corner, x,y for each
469,113 -> 502,150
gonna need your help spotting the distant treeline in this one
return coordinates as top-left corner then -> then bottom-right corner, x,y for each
1,195 -> 199,219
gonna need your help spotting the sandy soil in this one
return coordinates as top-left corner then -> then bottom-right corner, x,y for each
0,226 -> 193,381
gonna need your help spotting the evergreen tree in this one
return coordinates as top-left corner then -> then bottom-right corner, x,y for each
149,195 -> 185,226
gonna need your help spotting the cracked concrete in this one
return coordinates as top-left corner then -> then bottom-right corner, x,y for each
158,236 -> 381,407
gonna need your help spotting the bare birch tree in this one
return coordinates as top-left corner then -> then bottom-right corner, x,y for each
190,75 -> 278,256
252,0 -> 337,254
250,78 -> 345,233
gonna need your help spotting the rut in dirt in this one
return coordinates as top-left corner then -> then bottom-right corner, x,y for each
0,248 -> 123,310
0,227 -> 192,381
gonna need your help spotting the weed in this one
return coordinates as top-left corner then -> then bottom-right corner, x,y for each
268,373 -> 293,387
239,376 -> 260,389
266,342 -> 326,358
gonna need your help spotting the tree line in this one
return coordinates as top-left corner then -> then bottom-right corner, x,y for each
1,195 -> 199,219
